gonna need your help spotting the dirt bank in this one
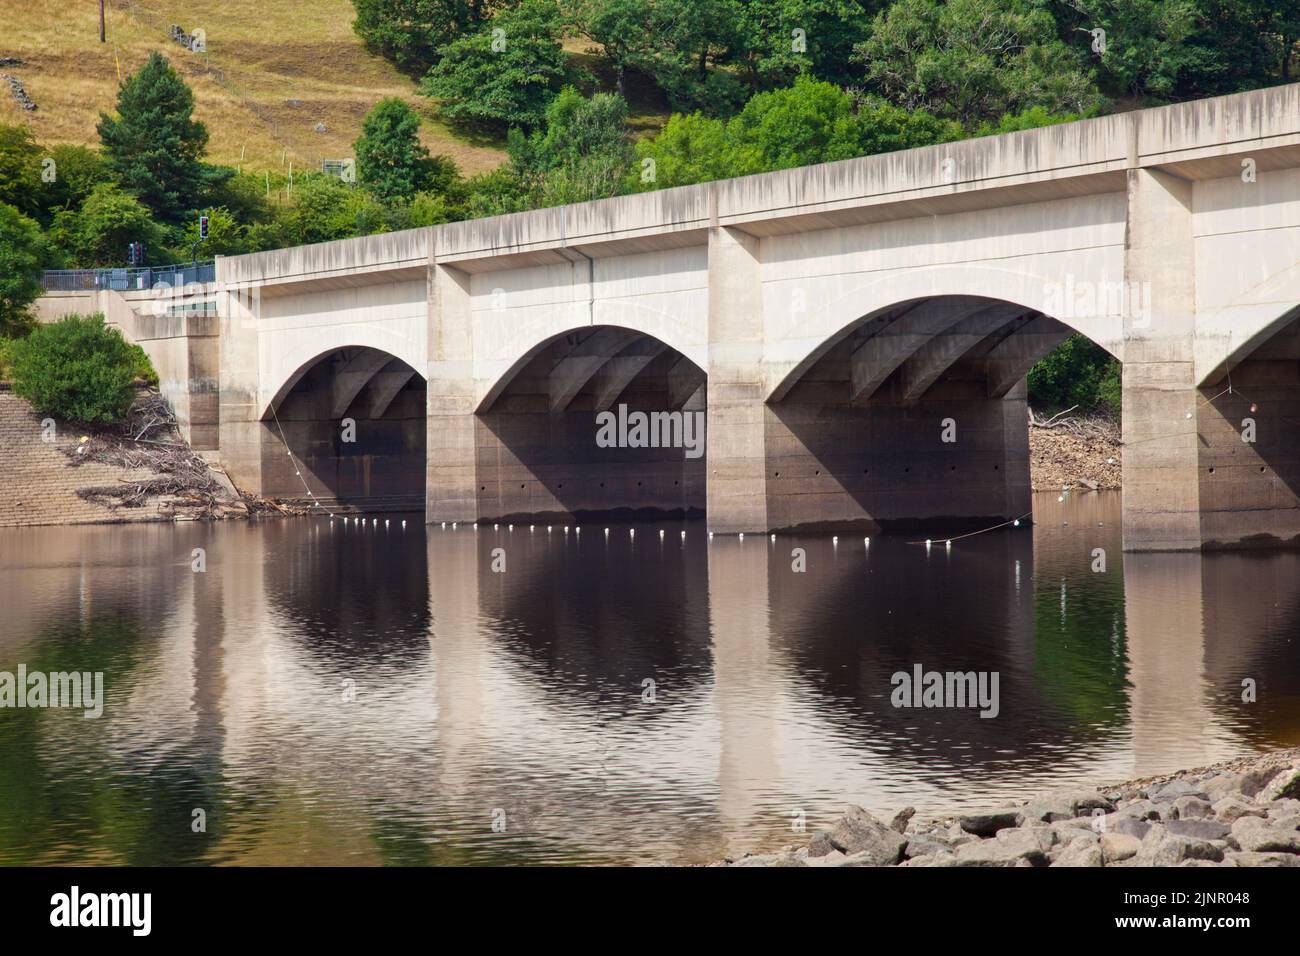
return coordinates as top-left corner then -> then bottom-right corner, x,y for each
1029,410 -> 1121,492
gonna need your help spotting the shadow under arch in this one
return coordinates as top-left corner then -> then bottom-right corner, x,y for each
1197,304 -> 1300,549
763,292 -> 1116,534
261,345 -> 426,509
473,323 -> 708,522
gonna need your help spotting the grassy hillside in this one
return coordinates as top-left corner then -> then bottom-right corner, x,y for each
0,0 -> 508,174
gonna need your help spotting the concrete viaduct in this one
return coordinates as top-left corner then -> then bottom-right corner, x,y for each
36,82 -> 1300,552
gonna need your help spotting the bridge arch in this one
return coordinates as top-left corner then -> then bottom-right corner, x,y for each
261,344 -> 427,510
471,323 -> 707,522
762,283 -> 1123,534
766,263 -> 1124,403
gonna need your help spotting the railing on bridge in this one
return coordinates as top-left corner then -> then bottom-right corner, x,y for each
41,261 -> 217,293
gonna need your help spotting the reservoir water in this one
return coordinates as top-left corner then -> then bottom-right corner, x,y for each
1,491 -> 1298,865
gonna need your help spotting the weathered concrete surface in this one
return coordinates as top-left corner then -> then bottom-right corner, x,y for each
34,83 -> 1300,547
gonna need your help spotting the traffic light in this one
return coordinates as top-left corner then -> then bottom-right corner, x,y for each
199,214 -> 209,240
127,242 -> 139,265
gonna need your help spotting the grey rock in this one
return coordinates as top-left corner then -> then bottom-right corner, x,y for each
1203,774 -> 1243,801
1172,795 -> 1213,820
805,849 -> 845,866
1256,766 -> 1300,803
1231,816 -> 1300,854
1134,825 -> 1224,866
900,853 -> 956,867
953,826 -> 1056,867
1213,797 -> 1266,823
828,806 -> 907,865
1225,850 -> 1300,867
808,831 -> 836,858
1051,836 -> 1104,867
1100,832 -> 1142,863
1102,815 -> 1152,839
1235,766 -> 1278,798
889,806 -> 916,833
958,809 -> 1020,837
1021,789 -> 1115,823
904,837 -> 953,860
1148,779 -> 1209,803
1267,798 -> 1300,821
1166,819 -> 1231,841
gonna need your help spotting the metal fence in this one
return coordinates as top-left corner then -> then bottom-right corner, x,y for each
41,261 -> 217,292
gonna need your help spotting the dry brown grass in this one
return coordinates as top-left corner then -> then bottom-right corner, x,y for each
0,0 -> 508,174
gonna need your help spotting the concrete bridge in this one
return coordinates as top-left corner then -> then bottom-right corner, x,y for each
36,82 -> 1300,551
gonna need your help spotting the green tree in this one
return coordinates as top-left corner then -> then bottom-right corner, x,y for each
274,175 -> 397,246
8,314 -> 144,423
1028,334 -> 1121,417
0,124 -> 43,219
506,88 -> 634,206
97,52 -> 210,222
351,0 -> 499,76
421,0 -> 568,131
183,206 -> 248,257
731,0 -> 873,90
40,145 -> 114,217
855,0 -> 1103,125
48,183 -> 161,268
355,98 -> 434,203
0,203 -> 46,336
721,77 -> 960,174
629,77 -> 960,190
629,112 -> 731,190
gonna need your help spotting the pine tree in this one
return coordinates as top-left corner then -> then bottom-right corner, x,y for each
355,99 -> 433,203
97,52 -> 209,223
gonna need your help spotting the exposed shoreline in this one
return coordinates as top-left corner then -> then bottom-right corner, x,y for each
718,748 -> 1300,867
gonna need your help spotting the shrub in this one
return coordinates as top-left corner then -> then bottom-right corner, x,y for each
1028,334 -> 1121,417
8,314 -> 150,423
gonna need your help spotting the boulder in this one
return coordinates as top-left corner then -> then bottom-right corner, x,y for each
1172,795 -> 1212,820
953,827 -> 1056,867
808,831 -> 836,858
1147,779 -> 1209,803
1165,819 -> 1231,841
1100,832 -> 1141,863
904,837 -> 953,860
1224,850 -> 1300,867
958,809 -> 1020,837
1256,766 -> 1300,803
1212,797 -> 1266,823
889,806 -> 916,834
1231,816 -> 1300,854
1051,837 -> 1104,867
1020,789 -> 1115,823
828,807 -> 907,865
1134,825 -> 1224,866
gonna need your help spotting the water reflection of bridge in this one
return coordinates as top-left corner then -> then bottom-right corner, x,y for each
2,495 -> 1299,863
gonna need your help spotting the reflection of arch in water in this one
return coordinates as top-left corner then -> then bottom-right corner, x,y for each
463,524 -> 715,711
764,524 -> 1132,774
261,519 -> 432,665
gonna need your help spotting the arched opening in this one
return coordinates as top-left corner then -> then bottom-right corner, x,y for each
262,346 -> 426,510
475,325 -> 706,522
766,294 -> 1116,533
1198,305 -> 1300,548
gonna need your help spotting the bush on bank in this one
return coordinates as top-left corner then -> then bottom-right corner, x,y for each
8,313 -> 156,423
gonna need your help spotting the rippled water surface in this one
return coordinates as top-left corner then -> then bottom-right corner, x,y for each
2,491 -> 1298,865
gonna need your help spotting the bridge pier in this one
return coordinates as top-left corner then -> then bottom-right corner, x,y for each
1120,169 -> 1203,552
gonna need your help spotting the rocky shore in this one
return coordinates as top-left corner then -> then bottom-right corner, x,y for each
719,749 -> 1300,867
